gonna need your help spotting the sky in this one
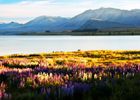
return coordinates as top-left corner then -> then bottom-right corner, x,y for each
0,0 -> 140,23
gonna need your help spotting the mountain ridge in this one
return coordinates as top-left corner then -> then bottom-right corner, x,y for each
79,19 -> 137,30
1,7 -> 140,34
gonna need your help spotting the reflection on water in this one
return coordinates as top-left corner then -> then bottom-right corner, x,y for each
0,35 -> 140,55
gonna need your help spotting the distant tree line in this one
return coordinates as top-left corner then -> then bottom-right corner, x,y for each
72,29 -> 98,32
45,30 -> 50,32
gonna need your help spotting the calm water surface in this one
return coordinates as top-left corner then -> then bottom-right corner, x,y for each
0,35 -> 140,55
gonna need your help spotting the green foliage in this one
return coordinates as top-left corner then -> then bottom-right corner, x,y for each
15,93 -> 35,100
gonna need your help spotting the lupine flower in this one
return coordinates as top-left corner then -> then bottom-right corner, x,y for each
19,81 -> 24,87
0,82 -> 5,90
104,81 -> 107,86
9,93 -> 12,99
47,87 -> 50,94
41,88 -> 43,98
94,74 -> 97,79
4,93 -> 8,99
35,91 -> 37,99
59,88 -> 60,98
46,95 -> 49,100
99,76 -> 101,80
0,90 -> 2,100
132,83 -> 134,89
43,88 -> 46,94
1,50 -> 140,100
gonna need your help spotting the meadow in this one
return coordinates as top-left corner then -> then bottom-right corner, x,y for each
0,50 -> 140,100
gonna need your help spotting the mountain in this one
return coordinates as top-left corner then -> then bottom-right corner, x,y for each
0,22 -> 23,34
79,19 -> 137,30
20,16 -> 69,32
0,16 -> 69,34
24,16 -> 68,28
131,9 -> 140,13
61,7 -> 140,30
0,22 -> 22,28
1,7 -> 140,34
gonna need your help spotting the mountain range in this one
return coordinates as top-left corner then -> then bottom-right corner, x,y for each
79,19 -> 137,30
1,7 -> 140,34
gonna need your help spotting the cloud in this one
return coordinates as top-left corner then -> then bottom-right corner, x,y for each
0,0 -> 140,23
0,0 -> 95,18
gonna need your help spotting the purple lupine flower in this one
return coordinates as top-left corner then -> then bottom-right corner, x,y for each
132,83 -> 134,89
47,87 -> 50,95
54,91 -> 57,99
85,84 -> 90,93
35,91 -> 37,99
70,85 -> 74,97
124,81 -> 126,86
100,80 -> 103,87
104,81 -> 107,86
46,95 -> 49,100
121,85 -> 124,93
41,88 -> 43,98
111,78 -> 113,83
4,93 -> 8,99
30,90 -> 32,94
13,78 -> 15,83
59,88 -> 60,99
67,88 -> 70,96
8,93 -> 12,99
98,83 -> 100,87
43,88 -> 46,94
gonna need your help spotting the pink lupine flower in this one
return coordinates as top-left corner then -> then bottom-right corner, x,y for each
20,81 -> 24,87
32,81 -> 36,88
9,93 -> 12,99
0,90 -> 2,100
43,88 -> 46,94
51,79 -> 54,83
1,82 -> 5,90
4,93 -> 8,99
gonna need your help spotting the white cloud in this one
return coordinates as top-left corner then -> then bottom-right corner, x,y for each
0,1 -> 95,19
0,0 -> 140,23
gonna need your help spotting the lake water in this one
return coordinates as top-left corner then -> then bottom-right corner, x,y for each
0,35 -> 140,56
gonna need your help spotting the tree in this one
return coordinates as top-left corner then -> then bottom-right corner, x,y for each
46,30 -> 50,32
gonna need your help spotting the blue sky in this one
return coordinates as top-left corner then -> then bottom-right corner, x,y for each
0,0 -> 94,3
0,0 -> 140,23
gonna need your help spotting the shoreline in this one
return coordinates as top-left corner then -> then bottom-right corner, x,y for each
7,31 -> 140,36
1,50 -> 140,59
1,28 -> 140,35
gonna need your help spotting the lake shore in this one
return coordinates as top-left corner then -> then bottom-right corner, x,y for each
10,31 -> 140,36
2,28 -> 140,36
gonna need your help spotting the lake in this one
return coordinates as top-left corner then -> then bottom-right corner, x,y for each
0,35 -> 140,56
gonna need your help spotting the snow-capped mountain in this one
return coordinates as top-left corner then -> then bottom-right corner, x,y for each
20,16 -> 69,32
1,7 -> 140,34
24,16 -> 69,28
0,22 -> 22,28
61,7 -> 140,30
79,19 -> 137,30
131,9 -> 140,13
0,16 -> 69,34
